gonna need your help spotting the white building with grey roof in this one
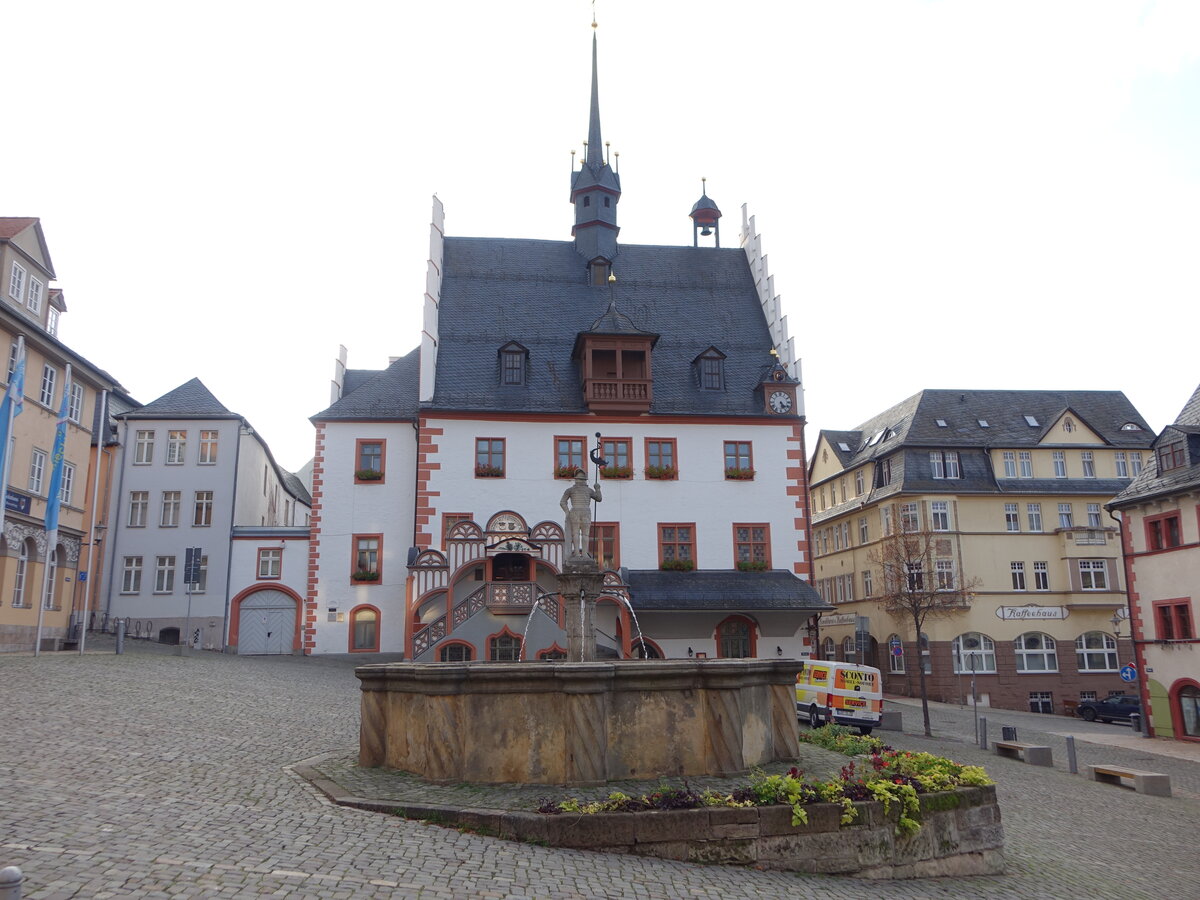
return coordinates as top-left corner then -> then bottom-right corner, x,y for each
303,28 -> 829,660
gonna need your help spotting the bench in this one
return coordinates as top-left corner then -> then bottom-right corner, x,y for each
1086,764 -> 1172,797
993,740 -> 1053,767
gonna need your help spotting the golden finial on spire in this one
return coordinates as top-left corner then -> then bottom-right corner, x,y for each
769,348 -> 779,358
608,273 -> 616,283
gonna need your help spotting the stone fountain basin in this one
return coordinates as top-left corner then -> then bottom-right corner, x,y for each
356,659 -> 801,786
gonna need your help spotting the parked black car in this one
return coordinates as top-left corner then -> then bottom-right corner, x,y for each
1077,695 -> 1140,723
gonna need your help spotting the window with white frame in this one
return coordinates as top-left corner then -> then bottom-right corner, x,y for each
59,462 -> 75,505
1027,503 -> 1043,532
1033,561 -> 1049,591
1075,631 -> 1118,671
128,491 -> 148,527
40,364 -> 56,406
862,569 -> 873,597
931,501 -> 950,531
1078,560 -> 1108,591
1052,451 -> 1066,477
8,262 -> 26,302
1130,452 -> 1143,475
1002,451 -> 1016,478
1004,503 -> 1020,532
1081,451 -> 1095,478
198,430 -> 218,464
166,430 -> 187,464
47,307 -> 59,336
881,506 -> 893,535
160,491 -> 180,527
43,549 -> 57,609
12,541 -> 29,606
1014,633 -> 1058,672
1011,561 -> 1026,590
1115,452 -> 1128,477
193,491 -> 213,526
887,633 -> 905,673
121,556 -> 143,593
901,502 -> 920,533
6,341 -> 17,378
1085,503 -> 1101,528
1019,451 -> 1033,478
28,449 -> 46,494
822,636 -> 835,660
258,548 -> 282,579
68,382 -> 83,423
858,516 -> 869,544
154,555 -> 176,593
193,555 -> 209,593
906,561 -> 924,591
1058,503 -> 1073,528
929,451 -> 960,479
27,277 -> 43,314
833,524 -> 843,551
936,559 -> 955,590
134,430 -> 154,464
952,632 -> 997,673
855,470 -> 864,496
841,635 -> 856,660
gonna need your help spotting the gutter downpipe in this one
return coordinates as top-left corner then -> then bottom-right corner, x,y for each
220,421 -> 244,652
1108,505 -> 1152,737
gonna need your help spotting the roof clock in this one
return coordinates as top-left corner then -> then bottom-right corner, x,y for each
761,350 -> 798,416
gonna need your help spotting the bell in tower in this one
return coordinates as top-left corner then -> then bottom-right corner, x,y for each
689,178 -> 722,248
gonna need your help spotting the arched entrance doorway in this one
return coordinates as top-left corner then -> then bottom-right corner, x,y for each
237,589 -> 297,655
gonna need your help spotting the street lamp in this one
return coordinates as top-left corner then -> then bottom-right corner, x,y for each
1110,611 -> 1123,640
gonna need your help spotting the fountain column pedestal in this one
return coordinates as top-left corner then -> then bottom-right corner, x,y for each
559,558 -> 605,661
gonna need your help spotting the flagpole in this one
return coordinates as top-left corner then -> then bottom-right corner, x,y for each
79,389 -> 107,655
34,363 -> 71,657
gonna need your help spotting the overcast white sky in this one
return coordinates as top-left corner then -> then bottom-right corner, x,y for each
6,1 -> 1198,471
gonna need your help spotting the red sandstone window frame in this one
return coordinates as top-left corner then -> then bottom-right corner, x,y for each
256,547 -> 282,580
354,438 -> 386,484
487,625 -> 524,661
438,641 -> 474,662
1144,510 -> 1183,552
589,521 -> 620,569
351,533 -> 383,583
553,435 -> 586,477
599,437 -> 632,476
475,437 -> 506,477
658,522 -> 696,568
348,604 -> 381,653
1153,598 -> 1195,641
732,523 -> 771,568
644,438 -> 678,478
723,440 -> 754,478
714,614 -> 757,658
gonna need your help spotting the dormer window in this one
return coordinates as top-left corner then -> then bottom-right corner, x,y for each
1120,422 -> 1143,431
498,341 -> 528,386
694,347 -> 726,391
1157,440 -> 1187,473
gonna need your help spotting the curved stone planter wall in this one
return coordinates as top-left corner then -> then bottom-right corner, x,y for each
356,659 -> 801,785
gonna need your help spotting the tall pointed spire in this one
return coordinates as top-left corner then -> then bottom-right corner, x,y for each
586,33 -> 604,169
571,19 -> 621,267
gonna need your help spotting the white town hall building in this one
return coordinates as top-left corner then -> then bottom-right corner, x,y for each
303,32 -> 829,660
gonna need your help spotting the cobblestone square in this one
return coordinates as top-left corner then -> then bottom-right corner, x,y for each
2,642 -> 1198,898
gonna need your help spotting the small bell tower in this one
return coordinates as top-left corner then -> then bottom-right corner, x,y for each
571,21 -> 621,275
689,178 -> 722,247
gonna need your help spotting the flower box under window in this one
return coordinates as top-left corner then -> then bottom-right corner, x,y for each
352,570 -> 380,582
601,465 -> 633,479
355,469 -> 383,481
725,468 -> 756,481
555,464 -> 581,479
644,465 -> 677,480
475,465 -> 504,478
736,560 -> 768,572
660,559 -> 695,572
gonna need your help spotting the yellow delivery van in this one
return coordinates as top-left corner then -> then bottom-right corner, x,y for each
796,660 -> 883,734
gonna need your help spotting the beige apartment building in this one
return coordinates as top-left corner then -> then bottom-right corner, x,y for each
809,389 -> 1154,714
0,218 -> 129,651
1108,383 -> 1200,743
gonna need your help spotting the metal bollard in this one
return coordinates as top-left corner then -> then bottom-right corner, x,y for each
0,865 -> 24,899
979,717 -> 988,750
115,619 -> 126,655
1001,726 -> 1017,742
1066,735 -> 1078,774
1130,713 -> 1141,734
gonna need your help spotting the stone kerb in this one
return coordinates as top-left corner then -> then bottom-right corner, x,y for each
325,785 -> 1003,879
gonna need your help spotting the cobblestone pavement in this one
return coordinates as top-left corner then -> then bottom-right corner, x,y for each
1,641 -> 1197,899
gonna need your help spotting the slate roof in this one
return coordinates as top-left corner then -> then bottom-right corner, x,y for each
119,377 -> 238,420
429,237 -> 775,416
281,471 -> 313,507
1109,383 -> 1200,508
313,348 -> 420,421
622,569 -> 830,612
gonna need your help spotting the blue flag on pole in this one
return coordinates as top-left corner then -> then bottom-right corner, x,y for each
0,349 -> 26,460
44,366 -> 71,534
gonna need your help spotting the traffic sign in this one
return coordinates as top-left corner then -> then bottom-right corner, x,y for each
1119,664 -> 1137,683
184,547 -> 203,585
889,636 -> 903,657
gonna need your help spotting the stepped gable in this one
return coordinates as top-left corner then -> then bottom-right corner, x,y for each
314,347 -> 420,421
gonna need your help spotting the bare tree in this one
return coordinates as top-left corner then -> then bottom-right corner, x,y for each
867,513 -> 979,737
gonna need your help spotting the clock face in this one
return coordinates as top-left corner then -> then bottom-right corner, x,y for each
768,390 -> 793,414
